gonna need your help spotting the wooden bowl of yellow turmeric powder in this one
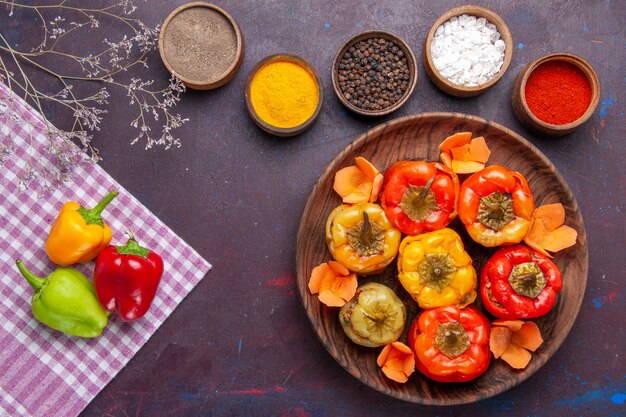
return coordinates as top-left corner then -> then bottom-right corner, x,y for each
245,54 -> 323,137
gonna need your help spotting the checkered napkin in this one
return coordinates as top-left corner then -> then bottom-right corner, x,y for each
0,82 -> 211,417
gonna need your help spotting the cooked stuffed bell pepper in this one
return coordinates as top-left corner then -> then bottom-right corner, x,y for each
480,245 -> 563,319
397,228 -> 477,309
458,165 -> 535,247
380,161 -> 460,236
408,305 -> 491,383
340,282 -> 406,347
326,203 -> 401,274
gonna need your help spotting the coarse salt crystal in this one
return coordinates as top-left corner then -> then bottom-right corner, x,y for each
430,13 -> 506,87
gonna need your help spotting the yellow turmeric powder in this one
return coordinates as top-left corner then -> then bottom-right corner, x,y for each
249,60 -> 319,128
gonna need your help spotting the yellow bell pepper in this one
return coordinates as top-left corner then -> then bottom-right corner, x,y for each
45,191 -> 117,266
325,203 -> 401,275
397,228 -> 477,309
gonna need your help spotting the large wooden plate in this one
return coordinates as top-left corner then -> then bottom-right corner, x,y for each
295,113 -> 588,405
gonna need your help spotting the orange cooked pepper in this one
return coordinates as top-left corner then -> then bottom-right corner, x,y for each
45,191 -> 117,265
458,165 -> 535,247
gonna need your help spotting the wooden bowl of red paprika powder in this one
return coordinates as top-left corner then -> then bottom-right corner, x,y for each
512,53 -> 600,135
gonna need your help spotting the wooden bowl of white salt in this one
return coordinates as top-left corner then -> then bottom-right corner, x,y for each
159,2 -> 244,90
423,5 -> 513,97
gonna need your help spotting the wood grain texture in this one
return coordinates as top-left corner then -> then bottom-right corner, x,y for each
296,113 -> 588,405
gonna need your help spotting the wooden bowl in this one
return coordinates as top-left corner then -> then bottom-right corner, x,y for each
512,53 -> 601,136
331,31 -> 418,116
423,5 -> 513,97
296,113 -> 588,404
158,2 -> 244,90
244,54 -> 323,137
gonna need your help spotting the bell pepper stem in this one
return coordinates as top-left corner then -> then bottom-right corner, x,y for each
79,191 -> 117,226
115,235 -> 150,258
89,191 -> 118,217
16,260 -> 47,290
416,175 -> 436,204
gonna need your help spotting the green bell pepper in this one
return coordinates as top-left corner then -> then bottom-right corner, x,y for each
16,260 -> 108,338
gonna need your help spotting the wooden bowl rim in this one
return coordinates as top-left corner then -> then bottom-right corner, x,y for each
295,112 -> 588,405
515,52 -> 601,131
158,1 -> 244,90
244,53 -> 324,137
423,5 -> 513,95
331,30 -> 418,116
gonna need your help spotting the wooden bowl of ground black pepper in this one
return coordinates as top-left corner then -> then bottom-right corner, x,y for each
512,52 -> 600,136
159,2 -> 244,90
332,31 -> 418,116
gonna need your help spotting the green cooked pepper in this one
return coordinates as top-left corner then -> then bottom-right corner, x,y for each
16,260 -> 108,338
339,282 -> 406,347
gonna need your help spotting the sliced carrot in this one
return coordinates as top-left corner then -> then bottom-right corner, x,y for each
468,137 -> 491,163
490,326 -> 513,359
450,144 -> 471,161
439,132 -> 472,151
334,157 -> 383,204
377,343 -> 392,367
510,321 -> 544,352
318,291 -> 346,307
309,262 -> 358,307
524,203 -> 577,256
541,225 -> 578,253
328,260 -> 350,277
500,342 -> 533,369
334,166 -> 367,202
369,173 -> 384,203
308,263 -> 332,294
451,160 -> 485,174
440,151 -> 453,168
377,342 -> 415,383
337,273 -> 358,302
355,156 -> 379,180
492,320 -> 524,332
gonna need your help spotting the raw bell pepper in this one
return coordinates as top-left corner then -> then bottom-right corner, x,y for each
16,260 -> 108,338
480,245 -> 563,319
458,165 -> 535,247
94,235 -> 164,321
408,305 -> 491,383
380,161 -> 460,236
46,191 -> 118,265
325,203 -> 401,274
397,228 -> 477,309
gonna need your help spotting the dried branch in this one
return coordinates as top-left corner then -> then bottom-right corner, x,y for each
0,0 -> 189,192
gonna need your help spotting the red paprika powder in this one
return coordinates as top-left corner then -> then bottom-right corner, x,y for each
524,60 -> 592,125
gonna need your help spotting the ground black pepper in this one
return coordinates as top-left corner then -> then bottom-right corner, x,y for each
337,37 -> 410,111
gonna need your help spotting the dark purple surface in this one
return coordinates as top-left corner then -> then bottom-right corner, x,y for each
2,1 -> 625,416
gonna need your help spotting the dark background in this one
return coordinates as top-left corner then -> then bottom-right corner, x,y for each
2,1 -> 624,416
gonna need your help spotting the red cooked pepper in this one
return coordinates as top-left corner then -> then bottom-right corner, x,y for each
458,165 -> 535,247
480,245 -> 562,320
380,161 -> 460,235
408,305 -> 491,383
94,235 -> 163,321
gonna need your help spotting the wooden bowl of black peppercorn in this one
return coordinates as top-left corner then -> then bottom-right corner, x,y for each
332,31 -> 418,116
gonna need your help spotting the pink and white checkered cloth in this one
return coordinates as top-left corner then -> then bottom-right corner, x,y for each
0,82 -> 211,417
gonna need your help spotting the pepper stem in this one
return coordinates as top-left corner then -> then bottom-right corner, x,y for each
79,191 -> 118,226
361,212 -> 372,244
416,175 -> 436,204
15,260 -> 47,290
115,234 -> 150,258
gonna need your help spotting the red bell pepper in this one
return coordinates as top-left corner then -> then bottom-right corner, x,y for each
480,245 -> 562,320
380,161 -> 460,236
94,235 -> 163,321
408,305 -> 491,383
